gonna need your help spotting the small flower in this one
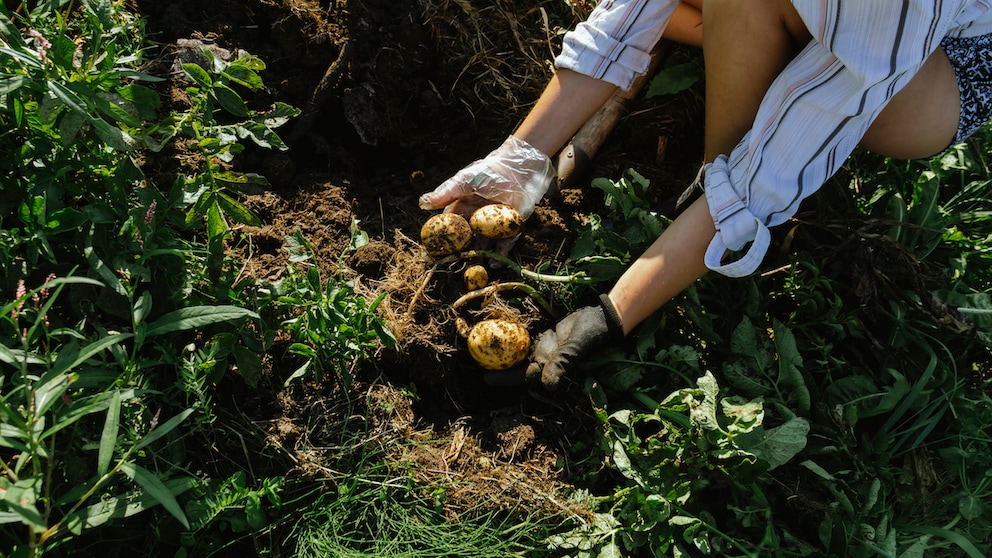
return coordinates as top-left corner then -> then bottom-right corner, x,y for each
28,29 -> 52,64
39,273 -> 56,300
144,199 -> 157,226
12,279 -> 26,319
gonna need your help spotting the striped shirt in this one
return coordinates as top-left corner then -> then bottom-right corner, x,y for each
556,1 -> 992,277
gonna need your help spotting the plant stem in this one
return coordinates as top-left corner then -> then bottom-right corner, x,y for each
466,250 -> 594,284
451,281 -> 560,318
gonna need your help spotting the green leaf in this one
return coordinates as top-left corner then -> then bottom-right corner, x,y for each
206,200 -> 229,240
773,320 -> 810,414
646,61 -> 703,98
1,478 -> 46,533
0,75 -> 26,95
97,390 -> 121,476
736,417 -> 810,469
232,345 -> 262,388
135,408 -> 194,450
895,524 -> 985,558
119,463 -> 190,529
181,62 -> 213,89
216,191 -> 262,227
65,477 -> 197,534
49,333 -> 132,378
144,306 -> 259,338
133,291 -> 152,327
212,84 -> 248,117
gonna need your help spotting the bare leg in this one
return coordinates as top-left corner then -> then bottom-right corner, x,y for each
701,0 -> 811,161
859,47 -> 960,159
665,2 -> 703,48
610,0 -> 963,333
609,0 -> 810,332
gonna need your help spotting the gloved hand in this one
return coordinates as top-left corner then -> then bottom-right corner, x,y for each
419,135 -> 555,220
525,294 -> 624,391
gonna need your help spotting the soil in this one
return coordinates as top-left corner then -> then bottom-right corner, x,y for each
131,0 -> 705,531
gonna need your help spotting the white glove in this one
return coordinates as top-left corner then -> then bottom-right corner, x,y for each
419,135 -> 555,219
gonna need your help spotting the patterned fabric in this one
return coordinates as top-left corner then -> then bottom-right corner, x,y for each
557,1 -> 992,277
942,33 -> 992,143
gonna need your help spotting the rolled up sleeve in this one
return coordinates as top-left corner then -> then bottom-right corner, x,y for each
554,0 -> 678,90
704,1 -> 965,277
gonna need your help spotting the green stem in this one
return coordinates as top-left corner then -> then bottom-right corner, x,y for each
466,250 -> 595,284
452,281 -> 560,319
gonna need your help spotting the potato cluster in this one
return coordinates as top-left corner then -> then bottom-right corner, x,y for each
419,203 -> 524,257
419,204 -> 532,370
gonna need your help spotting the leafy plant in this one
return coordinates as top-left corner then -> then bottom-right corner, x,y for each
163,46 -> 300,254
253,225 -> 396,387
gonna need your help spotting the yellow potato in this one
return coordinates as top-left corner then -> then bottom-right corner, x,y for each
469,204 -> 524,239
420,213 -> 473,257
467,319 -> 531,370
464,265 -> 489,291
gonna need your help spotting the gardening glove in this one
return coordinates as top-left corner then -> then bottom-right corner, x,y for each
525,294 -> 624,391
419,135 -> 555,220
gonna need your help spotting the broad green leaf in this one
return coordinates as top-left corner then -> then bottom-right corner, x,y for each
144,306 -> 259,338
1,478 -> 45,533
232,345 -> 262,388
84,227 -> 127,296
736,417 -> 810,469
206,200 -> 228,240
646,61 -> 703,98
41,389 -> 138,440
0,46 -> 43,69
181,62 -> 213,89
119,463 -> 190,529
216,191 -> 262,227
97,390 -> 121,476
212,84 -> 248,117
31,370 -> 74,418
133,291 -> 152,327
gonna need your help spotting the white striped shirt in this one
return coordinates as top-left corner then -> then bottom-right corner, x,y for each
556,1 -> 992,277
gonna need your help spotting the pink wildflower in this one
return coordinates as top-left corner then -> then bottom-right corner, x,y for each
39,273 -> 55,300
12,280 -> 25,320
144,200 -> 157,226
28,30 -> 51,64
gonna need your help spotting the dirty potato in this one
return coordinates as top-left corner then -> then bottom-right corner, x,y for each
420,213 -> 473,257
469,204 -> 524,239
463,265 -> 489,291
467,319 -> 531,370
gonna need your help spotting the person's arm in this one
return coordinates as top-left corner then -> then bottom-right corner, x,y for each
420,0 -> 687,218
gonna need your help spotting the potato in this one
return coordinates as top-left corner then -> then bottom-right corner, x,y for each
464,265 -> 489,291
420,213 -> 473,257
467,319 -> 531,370
469,204 -> 524,239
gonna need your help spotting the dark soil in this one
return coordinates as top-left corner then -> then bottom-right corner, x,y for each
130,0 -> 706,538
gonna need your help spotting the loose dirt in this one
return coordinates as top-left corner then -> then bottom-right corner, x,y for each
131,0 -> 705,525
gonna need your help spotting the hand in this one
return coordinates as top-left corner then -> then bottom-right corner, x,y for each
525,295 -> 624,391
419,135 -> 555,220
